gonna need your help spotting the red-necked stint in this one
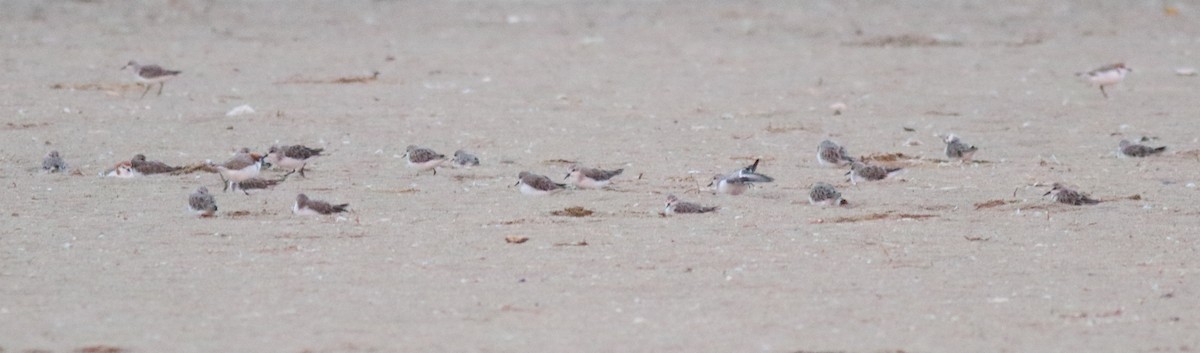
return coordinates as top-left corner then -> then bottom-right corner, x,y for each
710,159 -> 774,195
943,134 -> 978,162
229,175 -> 288,195
131,154 -> 182,175
266,145 -> 322,177
664,194 -> 718,214
404,145 -> 448,175
817,140 -> 855,166
103,161 -> 142,178
517,171 -> 566,195
188,186 -> 218,217
808,182 -> 848,206
121,60 -> 182,99
1044,183 -> 1100,205
1077,63 -> 1131,98
452,150 -> 480,167
847,161 -> 902,184
293,193 -> 349,216
211,149 -> 267,186
566,165 -> 624,189
42,151 -> 68,173
1118,139 -> 1166,157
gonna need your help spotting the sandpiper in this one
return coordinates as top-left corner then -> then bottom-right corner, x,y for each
452,150 -> 480,167
1044,183 -> 1100,205
103,161 -> 142,178
188,186 -> 218,217
565,165 -> 624,189
121,60 -> 182,99
1077,63 -> 1131,98
710,159 -> 774,195
293,193 -> 349,216
1118,139 -> 1166,158
943,134 -> 978,162
808,182 -> 848,206
817,140 -> 854,166
130,154 -> 182,175
847,161 -> 902,184
516,171 -> 566,195
42,151 -> 68,173
404,145 -> 448,175
664,194 -> 718,214
229,173 -> 290,195
266,144 -> 323,177
211,149 -> 267,186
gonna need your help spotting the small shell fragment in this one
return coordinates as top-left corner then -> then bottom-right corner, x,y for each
505,235 -> 529,244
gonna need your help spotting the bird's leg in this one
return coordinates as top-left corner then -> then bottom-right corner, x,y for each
1100,85 -> 1108,99
298,164 -> 306,177
157,82 -> 165,96
139,84 -> 151,99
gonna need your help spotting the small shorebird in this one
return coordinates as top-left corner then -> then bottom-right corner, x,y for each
188,186 -> 218,217
130,154 -> 182,175
211,149 -> 267,186
121,60 -> 182,98
942,134 -> 978,162
42,151 -> 68,173
103,161 -> 142,178
452,150 -> 480,167
565,165 -> 624,189
404,145 -> 448,175
1044,183 -> 1100,205
817,140 -> 854,166
229,173 -> 290,195
847,161 -> 902,184
1118,139 -> 1166,158
266,144 -> 323,177
1077,63 -> 1131,98
516,171 -> 566,195
664,194 -> 718,214
292,193 -> 349,216
710,159 -> 774,195
808,182 -> 848,206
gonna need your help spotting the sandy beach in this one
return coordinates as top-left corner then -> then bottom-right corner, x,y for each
2,1 -> 1199,352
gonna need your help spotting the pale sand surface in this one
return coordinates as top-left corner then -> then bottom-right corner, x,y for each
2,1 -> 1199,352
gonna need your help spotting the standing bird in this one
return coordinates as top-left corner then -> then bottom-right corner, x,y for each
404,145 -> 448,175
188,186 -> 218,217
211,149 -> 267,187
710,159 -> 774,195
663,194 -> 718,214
292,194 -> 349,216
565,165 -> 624,189
1118,139 -> 1166,158
847,161 -> 902,184
266,144 -> 323,177
121,60 -> 182,99
808,182 -> 848,206
1044,183 -> 1100,205
229,174 -> 289,195
42,150 -> 68,173
130,154 -> 182,175
452,150 -> 481,167
817,140 -> 855,166
1077,63 -> 1131,99
943,134 -> 979,162
516,171 -> 567,195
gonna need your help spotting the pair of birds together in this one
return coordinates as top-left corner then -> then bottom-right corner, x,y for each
187,189 -> 349,218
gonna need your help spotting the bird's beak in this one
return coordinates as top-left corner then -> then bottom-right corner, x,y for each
513,181 -> 520,186
706,181 -> 714,187
1042,190 -> 1052,196
120,64 -> 129,70
564,173 -> 570,180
